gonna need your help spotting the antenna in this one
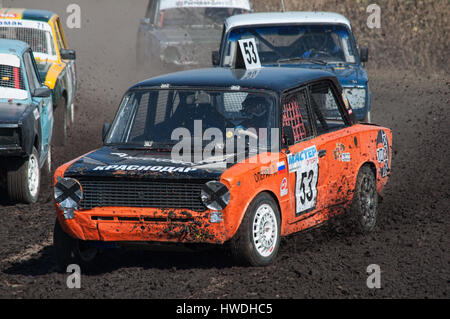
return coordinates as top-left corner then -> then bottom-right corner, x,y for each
281,0 -> 286,12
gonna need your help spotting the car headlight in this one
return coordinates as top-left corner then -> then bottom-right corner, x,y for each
54,177 -> 83,210
201,181 -> 230,210
343,88 -> 366,109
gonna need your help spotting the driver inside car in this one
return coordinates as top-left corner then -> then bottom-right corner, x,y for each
233,95 -> 271,140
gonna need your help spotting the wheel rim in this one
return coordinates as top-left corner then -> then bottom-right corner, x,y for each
360,175 -> 377,227
27,154 -> 39,197
252,204 -> 278,258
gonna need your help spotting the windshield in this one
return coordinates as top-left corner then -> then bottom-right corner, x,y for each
223,24 -> 357,66
0,53 -> 28,100
106,89 -> 277,152
160,7 -> 248,27
0,20 -> 57,60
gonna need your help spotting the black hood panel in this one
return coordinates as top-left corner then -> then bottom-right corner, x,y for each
64,146 -> 228,180
0,103 -> 31,124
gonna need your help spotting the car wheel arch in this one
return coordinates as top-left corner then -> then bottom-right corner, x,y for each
228,189 -> 283,241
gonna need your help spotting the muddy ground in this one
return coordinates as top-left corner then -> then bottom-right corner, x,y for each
0,0 -> 449,298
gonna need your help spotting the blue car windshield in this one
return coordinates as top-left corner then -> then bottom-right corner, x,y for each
223,24 -> 357,66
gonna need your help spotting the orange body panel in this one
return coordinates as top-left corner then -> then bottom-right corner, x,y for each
54,124 -> 392,244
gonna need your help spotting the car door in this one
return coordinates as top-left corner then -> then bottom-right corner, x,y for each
307,80 -> 359,206
56,17 -> 77,95
23,50 -> 52,156
282,87 -> 330,224
54,18 -> 74,107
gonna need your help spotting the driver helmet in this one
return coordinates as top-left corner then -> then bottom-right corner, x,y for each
242,95 -> 270,119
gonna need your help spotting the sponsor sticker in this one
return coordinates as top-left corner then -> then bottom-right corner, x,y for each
287,146 -> 319,215
333,143 -> 351,162
341,152 -> 351,162
92,165 -> 197,173
280,177 -> 288,197
254,164 -> 277,183
376,130 -> 390,177
287,146 -> 317,172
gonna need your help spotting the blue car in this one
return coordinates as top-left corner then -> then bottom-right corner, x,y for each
0,39 -> 53,203
213,12 -> 372,122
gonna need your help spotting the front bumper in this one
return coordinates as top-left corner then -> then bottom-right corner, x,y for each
57,206 -> 228,244
0,126 -> 23,156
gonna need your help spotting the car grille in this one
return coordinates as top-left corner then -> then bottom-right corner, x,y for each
76,178 -> 207,212
0,27 -> 49,56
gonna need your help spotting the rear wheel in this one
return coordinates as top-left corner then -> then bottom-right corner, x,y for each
53,218 -> 99,272
230,193 -> 281,266
348,165 -> 378,233
53,96 -> 67,146
7,146 -> 40,204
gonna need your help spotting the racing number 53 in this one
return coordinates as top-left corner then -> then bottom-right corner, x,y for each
238,38 -> 261,70
243,41 -> 257,64
299,170 -> 315,204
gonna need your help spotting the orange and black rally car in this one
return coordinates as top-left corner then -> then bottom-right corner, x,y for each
53,67 -> 392,269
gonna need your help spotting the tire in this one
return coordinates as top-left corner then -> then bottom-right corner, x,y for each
53,218 -> 99,272
53,96 -> 67,146
7,146 -> 40,204
43,145 -> 51,176
348,165 -> 378,234
230,193 -> 281,266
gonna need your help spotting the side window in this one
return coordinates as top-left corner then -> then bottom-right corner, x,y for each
146,0 -> 158,24
309,81 -> 346,135
54,19 -> 66,52
282,89 -> 312,144
23,51 -> 41,92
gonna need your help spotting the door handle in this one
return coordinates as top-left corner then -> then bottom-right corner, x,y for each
318,149 -> 327,158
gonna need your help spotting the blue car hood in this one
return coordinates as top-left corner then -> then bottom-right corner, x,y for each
274,63 -> 368,87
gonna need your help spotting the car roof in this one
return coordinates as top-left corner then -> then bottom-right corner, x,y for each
130,67 -> 339,94
0,8 -> 55,22
225,11 -> 352,33
0,39 -> 29,55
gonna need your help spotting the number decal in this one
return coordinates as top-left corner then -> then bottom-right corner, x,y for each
288,146 -> 319,215
237,38 -> 261,70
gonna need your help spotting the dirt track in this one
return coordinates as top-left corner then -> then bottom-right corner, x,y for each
0,0 -> 449,298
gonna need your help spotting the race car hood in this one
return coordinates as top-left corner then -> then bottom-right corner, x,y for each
63,146 -> 231,181
276,63 -> 368,87
0,102 -> 32,125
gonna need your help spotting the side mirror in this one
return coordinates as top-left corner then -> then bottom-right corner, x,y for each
102,123 -> 111,142
33,86 -> 51,98
61,49 -> 76,60
282,126 -> 295,147
360,47 -> 369,63
212,51 -> 220,66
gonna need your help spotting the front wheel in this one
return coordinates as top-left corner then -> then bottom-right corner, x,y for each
53,218 -> 99,272
230,193 -> 281,266
348,165 -> 378,233
7,146 -> 41,203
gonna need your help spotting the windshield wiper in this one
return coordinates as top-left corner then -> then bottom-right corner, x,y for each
277,57 -> 328,66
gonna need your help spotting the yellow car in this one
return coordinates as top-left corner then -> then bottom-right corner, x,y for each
0,8 -> 78,145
